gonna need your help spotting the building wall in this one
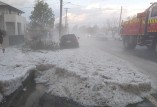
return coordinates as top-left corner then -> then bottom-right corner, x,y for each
0,7 -> 26,47
4,14 -> 26,46
4,14 -> 26,35
3,35 -> 9,47
0,8 -> 9,15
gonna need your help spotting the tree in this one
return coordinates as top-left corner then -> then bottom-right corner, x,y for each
28,0 -> 56,50
30,0 -> 55,29
55,23 -> 66,34
86,25 -> 99,36
79,25 -> 87,34
105,18 -> 119,37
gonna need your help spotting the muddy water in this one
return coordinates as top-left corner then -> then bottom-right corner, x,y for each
23,84 -> 86,107
1,84 -> 87,107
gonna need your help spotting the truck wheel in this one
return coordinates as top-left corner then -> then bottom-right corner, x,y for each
123,36 -> 137,50
155,43 -> 157,53
153,41 -> 157,53
149,39 -> 157,53
123,36 -> 129,49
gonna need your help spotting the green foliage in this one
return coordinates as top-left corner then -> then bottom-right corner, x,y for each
30,0 -> 55,29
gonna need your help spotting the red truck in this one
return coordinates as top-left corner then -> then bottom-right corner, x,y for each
121,3 -> 157,52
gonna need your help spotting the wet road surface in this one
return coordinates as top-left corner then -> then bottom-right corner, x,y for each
94,38 -> 157,90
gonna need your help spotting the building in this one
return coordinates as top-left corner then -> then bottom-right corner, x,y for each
0,1 -> 26,46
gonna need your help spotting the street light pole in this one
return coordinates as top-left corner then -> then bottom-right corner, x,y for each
65,8 -> 68,27
64,8 -> 70,33
59,0 -> 63,38
119,6 -> 122,34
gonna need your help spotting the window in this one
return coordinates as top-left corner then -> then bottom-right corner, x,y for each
6,22 -> 15,35
151,6 -> 157,17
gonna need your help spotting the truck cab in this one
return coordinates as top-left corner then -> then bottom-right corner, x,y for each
121,3 -> 157,52
147,3 -> 157,34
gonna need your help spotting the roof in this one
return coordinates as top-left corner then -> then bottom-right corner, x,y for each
0,1 -> 24,13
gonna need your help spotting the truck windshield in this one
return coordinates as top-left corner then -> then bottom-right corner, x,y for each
151,6 -> 157,17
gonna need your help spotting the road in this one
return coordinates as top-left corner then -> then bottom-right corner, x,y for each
89,37 -> 157,107
92,38 -> 157,91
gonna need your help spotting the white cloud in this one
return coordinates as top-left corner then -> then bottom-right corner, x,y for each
85,3 -> 100,9
0,0 -> 149,26
68,13 -> 87,24
65,3 -> 123,26
0,0 -> 33,7
65,2 -> 148,27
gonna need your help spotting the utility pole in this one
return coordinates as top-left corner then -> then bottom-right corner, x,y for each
59,0 -> 63,37
119,6 -> 123,34
64,8 -> 70,33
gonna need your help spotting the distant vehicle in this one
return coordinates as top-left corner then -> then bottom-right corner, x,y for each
60,34 -> 79,49
114,34 -> 122,41
94,33 -> 112,40
86,34 -> 92,38
120,3 -> 157,52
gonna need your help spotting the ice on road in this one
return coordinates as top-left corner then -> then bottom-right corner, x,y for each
0,38 -> 152,107
0,47 -> 35,99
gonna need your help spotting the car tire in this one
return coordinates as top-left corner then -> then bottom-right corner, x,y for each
74,43 -> 79,48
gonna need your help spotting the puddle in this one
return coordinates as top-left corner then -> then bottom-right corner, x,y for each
23,84 -> 87,107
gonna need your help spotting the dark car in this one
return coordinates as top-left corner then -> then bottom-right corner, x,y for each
60,34 -> 79,49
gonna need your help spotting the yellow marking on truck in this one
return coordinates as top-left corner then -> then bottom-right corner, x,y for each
152,19 -> 154,24
149,19 -> 151,24
152,19 -> 154,23
151,19 -> 153,24
153,19 -> 155,23
148,20 -> 150,24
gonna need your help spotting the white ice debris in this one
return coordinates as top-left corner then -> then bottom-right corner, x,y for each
36,67 -> 145,107
0,47 -> 35,96
34,47 -> 151,107
0,38 -> 152,107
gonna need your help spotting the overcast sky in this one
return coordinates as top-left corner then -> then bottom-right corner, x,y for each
1,0 -> 157,27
